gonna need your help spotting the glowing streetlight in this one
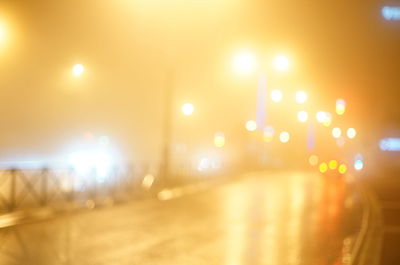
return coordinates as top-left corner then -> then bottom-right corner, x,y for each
72,64 -> 85,77
270,89 -> 283,102
297,111 -> 308,123
245,120 -> 257,132
295,91 -> 307,104
347,128 -> 357,139
332,127 -> 342,138
316,111 -> 332,126
181,103 -> 195,116
316,111 -> 326,123
279,131 -> 290,143
273,55 -> 289,71
232,51 -> 257,76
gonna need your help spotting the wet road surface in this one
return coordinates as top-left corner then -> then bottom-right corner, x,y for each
0,171 -> 360,265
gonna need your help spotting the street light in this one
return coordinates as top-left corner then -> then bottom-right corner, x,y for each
297,111 -> 308,123
347,128 -> 357,139
332,127 -> 342,138
72,64 -> 84,77
245,120 -> 257,132
273,55 -> 289,72
181,103 -> 194,116
270,89 -> 283,102
279,131 -> 290,143
295,91 -> 307,104
232,51 -> 257,76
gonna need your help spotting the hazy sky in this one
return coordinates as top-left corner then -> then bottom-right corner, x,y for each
0,0 -> 399,164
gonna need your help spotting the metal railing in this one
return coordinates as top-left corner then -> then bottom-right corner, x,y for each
0,162 -> 224,214
0,165 -> 150,214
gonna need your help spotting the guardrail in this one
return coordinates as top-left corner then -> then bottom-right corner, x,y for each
0,166 -> 150,214
0,163 -> 224,215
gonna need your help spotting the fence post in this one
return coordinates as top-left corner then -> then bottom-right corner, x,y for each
41,168 -> 49,206
9,169 -> 17,212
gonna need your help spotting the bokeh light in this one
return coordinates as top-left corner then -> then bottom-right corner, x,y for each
329,160 -> 338,170
336,136 -> 346,147
279,131 -> 290,143
270,89 -> 283,102
354,160 -> 364,171
72,64 -> 85,77
214,132 -> 225,147
232,51 -> 257,76
316,111 -> 327,123
309,155 -> 319,166
319,162 -> 328,173
263,126 -> 274,142
295,91 -> 307,104
332,127 -> 342,138
347,128 -> 357,139
322,113 -> 332,127
273,55 -> 289,71
181,103 -> 195,116
336,99 -> 346,115
142,174 -> 155,189
245,120 -> 257,131
338,164 -> 348,174
297,111 -> 308,123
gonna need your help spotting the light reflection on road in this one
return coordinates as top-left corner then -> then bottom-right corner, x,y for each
0,171 -> 361,265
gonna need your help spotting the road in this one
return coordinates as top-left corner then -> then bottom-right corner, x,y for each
0,171 -> 361,265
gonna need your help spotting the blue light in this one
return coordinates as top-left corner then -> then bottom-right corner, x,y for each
382,6 -> 400,20
380,138 -> 400,151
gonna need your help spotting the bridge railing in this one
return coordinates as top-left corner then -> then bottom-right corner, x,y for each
0,165 -> 149,214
